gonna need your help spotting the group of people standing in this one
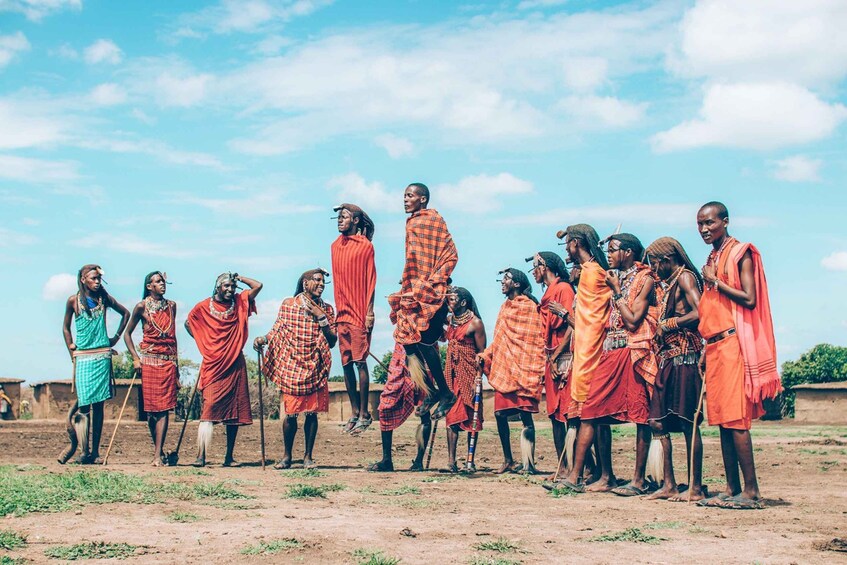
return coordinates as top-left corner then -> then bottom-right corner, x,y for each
60,183 -> 780,511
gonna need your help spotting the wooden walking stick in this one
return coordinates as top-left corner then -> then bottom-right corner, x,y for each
689,363 -> 707,503
256,350 -> 266,471
166,376 -> 200,466
465,367 -> 483,472
424,417 -> 439,470
102,368 -> 139,465
368,350 -> 390,372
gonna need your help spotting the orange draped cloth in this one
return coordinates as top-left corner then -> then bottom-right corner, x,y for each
571,262 -> 612,404
699,238 -> 780,429
331,234 -> 376,328
480,295 -> 545,403
539,281 -> 575,422
388,208 -> 457,345
187,292 -> 255,425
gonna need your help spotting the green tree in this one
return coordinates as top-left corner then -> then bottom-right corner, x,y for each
781,343 -> 847,417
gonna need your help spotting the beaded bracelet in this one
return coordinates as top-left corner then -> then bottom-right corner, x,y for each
318,317 -> 329,328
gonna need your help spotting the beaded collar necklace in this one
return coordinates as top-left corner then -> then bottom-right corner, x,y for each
706,236 -> 733,290
451,310 -> 474,327
209,297 -> 235,319
145,297 -> 173,336
77,293 -> 104,318
658,266 -> 686,321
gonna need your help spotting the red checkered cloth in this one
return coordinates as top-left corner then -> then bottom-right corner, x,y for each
615,265 -> 661,390
480,295 -> 545,400
139,303 -> 179,413
262,295 -> 335,396
378,343 -> 426,432
445,320 -> 479,412
388,208 -> 457,345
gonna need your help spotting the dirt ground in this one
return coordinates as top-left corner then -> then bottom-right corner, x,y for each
1,418 -> 845,564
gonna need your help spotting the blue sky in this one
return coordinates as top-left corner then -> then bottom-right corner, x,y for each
1,0 -> 845,382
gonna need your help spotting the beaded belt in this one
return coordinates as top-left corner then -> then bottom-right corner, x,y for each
706,328 -> 736,345
603,330 -> 628,352
141,351 -> 178,363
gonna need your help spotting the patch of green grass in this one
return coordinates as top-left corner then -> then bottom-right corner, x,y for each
203,500 -> 263,510
352,548 -> 400,565
280,468 -> 326,478
589,528 -> 664,545
285,483 -> 345,499
420,474 -> 467,483
379,485 -> 420,496
171,468 -> 211,477
1,556 -> 26,565
468,558 -> 523,565
167,511 -> 200,523
643,521 -> 683,530
44,542 -> 138,560
473,538 -> 526,553
241,538 -> 304,555
192,481 -> 252,500
0,529 -> 27,550
547,486 -> 578,498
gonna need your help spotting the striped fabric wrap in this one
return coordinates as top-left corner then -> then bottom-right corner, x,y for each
73,308 -> 113,406
331,234 -> 376,328
388,208 -> 457,345
263,295 -> 335,396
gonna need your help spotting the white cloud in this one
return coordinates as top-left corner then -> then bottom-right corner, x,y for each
71,233 -> 199,259
89,83 -> 127,106
0,0 -> 81,22
220,3 -> 677,153
821,251 -> 847,272
130,108 -> 156,125
327,173 -> 395,212
672,0 -> 847,88
173,0 -> 333,38
83,39 -> 123,65
0,227 -> 36,247
559,94 -> 647,128
155,72 -> 212,107
171,190 -> 319,217
432,173 -> 533,214
42,273 -> 77,300
0,31 -> 29,68
53,43 -> 78,59
771,155 -> 822,183
517,0 -> 568,9
651,82 -> 847,152
75,136 -> 227,170
374,134 -> 414,159
0,154 -> 78,182
0,100 -> 66,149
562,56 -> 607,92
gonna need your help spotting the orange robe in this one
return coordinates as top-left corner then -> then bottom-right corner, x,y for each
570,262 -> 612,407
187,292 -> 255,425
698,239 -> 780,429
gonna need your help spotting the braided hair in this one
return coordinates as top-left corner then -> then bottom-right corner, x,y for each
536,251 -> 570,281
142,271 -> 165,299
609,233 -> 645,263
77,264 -> 111,316
565,224 -> 609,270
453,286 -> 481,319
335,203 -> 375,240
295,268 -> 329,296
504,267 -> 538,304
645,237 -> 703,289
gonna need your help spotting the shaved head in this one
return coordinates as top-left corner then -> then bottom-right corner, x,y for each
699,201 -> 729,220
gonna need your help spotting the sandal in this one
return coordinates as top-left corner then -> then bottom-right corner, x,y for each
350,414 -> 373,435
543,479 -> 584,493
696,492 -> 732,507
717,495 -> 765,510
367,460 -> 394,472
343,417 -> 358,433
611,482 -> 650,497
274,459 -> 292,470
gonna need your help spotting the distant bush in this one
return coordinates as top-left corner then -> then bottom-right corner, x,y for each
781,343 -> 847,417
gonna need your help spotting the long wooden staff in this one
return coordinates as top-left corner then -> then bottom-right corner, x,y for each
367,351 -> 390,372
166,376 -> 199,466
425,417 -> 439,470
256,350 -> 266,470
689,364 -> 707,503
466,367 -> 483,472
102,368 -> 138,465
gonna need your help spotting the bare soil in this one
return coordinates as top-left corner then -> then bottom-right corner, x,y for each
1,418 -> 845,564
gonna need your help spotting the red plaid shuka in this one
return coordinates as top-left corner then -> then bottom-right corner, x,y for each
262,295 -> 335,396
480,295 -> 545,400
378,343 -> 426,432
388,208 -> 457,345
612,264 -> 661,389
445,320 -> 480,411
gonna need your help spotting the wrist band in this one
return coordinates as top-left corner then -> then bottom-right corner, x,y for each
612,293 -> 623,302
318,318 -> 329,327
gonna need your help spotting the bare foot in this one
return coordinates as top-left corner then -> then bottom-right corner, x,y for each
495,460 -> 516,474
367,459 -> 394,472
670,486 -> 707,503
303,456 -> 317,469
646,485 -> 679,500
151,458 -> 163,467
586,475 -> 616,492
274,457 -> 292,470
